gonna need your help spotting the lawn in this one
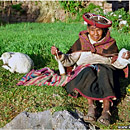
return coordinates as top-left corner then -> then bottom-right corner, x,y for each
0,22 -> 130,129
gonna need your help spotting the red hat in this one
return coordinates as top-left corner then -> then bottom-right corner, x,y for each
83,12 -> 112,28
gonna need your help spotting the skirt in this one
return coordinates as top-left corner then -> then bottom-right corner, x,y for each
65,64 -> 121,101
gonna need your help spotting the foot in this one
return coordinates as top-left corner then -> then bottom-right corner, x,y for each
83,104 -> 96,122
97,110 -> 111,126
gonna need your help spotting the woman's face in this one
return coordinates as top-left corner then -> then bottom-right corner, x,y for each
87,25 -> 103,42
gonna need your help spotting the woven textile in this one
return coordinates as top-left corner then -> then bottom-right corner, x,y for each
17,64 -> 91,87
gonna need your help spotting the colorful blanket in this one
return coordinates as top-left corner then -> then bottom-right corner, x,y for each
17,64 -> 91,87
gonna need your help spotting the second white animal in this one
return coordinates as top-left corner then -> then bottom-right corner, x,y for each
0,52 -> 34,73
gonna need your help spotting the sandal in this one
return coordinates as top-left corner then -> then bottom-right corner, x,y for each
97,110 -> 111,126
83,104 -> 96,122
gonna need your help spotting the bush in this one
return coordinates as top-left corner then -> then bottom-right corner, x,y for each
11,3 -> 22,11
59,2 -> 104,22
105,8 -> 130,33
59,1 -> 83,15
59,2 -> 130,33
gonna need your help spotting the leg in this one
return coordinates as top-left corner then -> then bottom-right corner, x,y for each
96,64 -> 115,126
65,67 -> 97,122
83,99 -> 96,122
2,65 -> 15,73
102,99 -> 110,112
88,98 -> 94,106
98,99 -> 111,126
2,65 -> 10,70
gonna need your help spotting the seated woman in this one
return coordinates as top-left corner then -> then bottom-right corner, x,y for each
51,13 -> 130,126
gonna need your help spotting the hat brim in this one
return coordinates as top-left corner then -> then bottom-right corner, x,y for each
83,13 -> 112,28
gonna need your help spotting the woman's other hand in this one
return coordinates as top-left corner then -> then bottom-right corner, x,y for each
121,51 -> 130,60
51,46 -> 59,56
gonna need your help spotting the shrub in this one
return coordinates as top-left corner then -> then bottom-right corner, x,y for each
11,3 -> 22,11
59,2 -> 130,33
59,2 -> 104,22
106,8 -> 130,33
59,1 -> 83,15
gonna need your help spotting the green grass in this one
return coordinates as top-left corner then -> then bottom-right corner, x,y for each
0,22 -> 130,129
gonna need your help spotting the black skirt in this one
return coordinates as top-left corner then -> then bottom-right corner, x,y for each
65,64 -> 120,101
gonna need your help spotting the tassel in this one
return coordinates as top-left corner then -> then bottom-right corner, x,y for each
56,50 -> 65,75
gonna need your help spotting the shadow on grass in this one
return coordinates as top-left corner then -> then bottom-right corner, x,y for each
29,54 -> 56,70
111,65 -> 130,124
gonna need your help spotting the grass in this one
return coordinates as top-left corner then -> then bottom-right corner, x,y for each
0,22 -> 130,129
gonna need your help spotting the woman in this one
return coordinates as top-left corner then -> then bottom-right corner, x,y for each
51,13 -> 129,126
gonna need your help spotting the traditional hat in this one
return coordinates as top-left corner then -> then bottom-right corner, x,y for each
83,12 -> 112,28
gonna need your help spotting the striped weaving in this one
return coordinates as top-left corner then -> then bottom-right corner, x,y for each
17,64 -> 91,87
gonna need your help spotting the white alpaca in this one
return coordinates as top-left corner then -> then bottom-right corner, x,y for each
0,52 -> 34,73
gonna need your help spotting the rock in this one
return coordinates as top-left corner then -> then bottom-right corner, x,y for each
52,110 -> 88,129
1,110 -> 99,129
2,110 -> 52,129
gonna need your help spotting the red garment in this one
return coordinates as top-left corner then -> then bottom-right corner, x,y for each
66,30 -> 128,78
68,30 -> 118,56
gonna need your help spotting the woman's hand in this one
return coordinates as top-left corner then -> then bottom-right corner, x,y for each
121,51 -> 130,60
51,46 -> 59,56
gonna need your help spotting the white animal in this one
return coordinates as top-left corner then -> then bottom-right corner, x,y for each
0,52 -> 34,73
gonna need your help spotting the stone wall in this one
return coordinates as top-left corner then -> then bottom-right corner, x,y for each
0,1 -> 112,23
0,1 -> 41,23
36,1 -> 66,23
90,1 -> 112,12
